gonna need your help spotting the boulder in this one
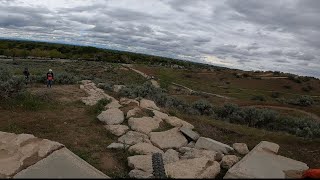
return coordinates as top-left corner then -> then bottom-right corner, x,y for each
128,155 -> 153,173
128,117 -> 161,134
152,110 -> 169,120
163,149 -> 179,165
105,100 -> 122,109
179,127 -> 200,141
107,143 -> 130,149
150,128 -> 188,149
120,98 -> 139,106
97,108 -> 124,125
165,157 -> 220,178
195,137 -> 234,154
224,141 -> 309,179
37,139 -> 64,158
104,125 -> 129,136
221,155 -> 240,169
128,143 -> 164,155
165,116 -> 194,129
118,131 -> 150,145
181,148 -> 218,161
232,143 -> 249,155
126,107 -> 141,118
140,99 -> 160,110
113,85 -> 125,92
128,169 -> 153,179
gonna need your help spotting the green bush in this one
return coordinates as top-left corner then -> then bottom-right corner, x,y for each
87,98 -> 111,115
192,99 -> 214,115
288,95 -> 314,107
0,67 -> 25,100
55,72 -> 79,84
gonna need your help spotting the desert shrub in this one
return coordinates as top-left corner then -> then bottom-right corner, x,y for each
55,72 -> 79,84
98,82 -> 113,92
87,98 -> 111,115
251,95 -> 266,101
288,95 -> 314,107
0,67 -> 25,100
214,103 -> 239,118
301,85 -> 313,92
270,91 -> 281,98
192,99 -> 214,115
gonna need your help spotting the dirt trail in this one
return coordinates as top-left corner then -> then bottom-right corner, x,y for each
242,104 -> 320,121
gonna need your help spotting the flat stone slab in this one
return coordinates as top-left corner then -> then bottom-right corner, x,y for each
104,125 -> 129,136
224,141 -> 309,179
128,117 -> 161,134
128,143 -> 163,155
165,116 -> 194,129
97,108 -> 124,125
195,137 -> 234,154
149,128 -> 188,149
118,131 -> 151,145
139,99 -> 160,111
13,147 -> 109,179
180,127 -> 200,141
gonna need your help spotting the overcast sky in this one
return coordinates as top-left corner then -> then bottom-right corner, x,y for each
0,0 -> 319,77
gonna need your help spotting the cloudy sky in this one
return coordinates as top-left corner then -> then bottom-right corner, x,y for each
0,0 -> 319,77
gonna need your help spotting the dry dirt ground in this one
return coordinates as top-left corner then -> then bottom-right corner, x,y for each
0,85 -> 130,178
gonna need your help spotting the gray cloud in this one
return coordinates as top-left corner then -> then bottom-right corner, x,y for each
0,0 -> 319,77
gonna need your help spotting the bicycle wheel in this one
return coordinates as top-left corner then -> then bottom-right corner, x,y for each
152,153 -> 167,179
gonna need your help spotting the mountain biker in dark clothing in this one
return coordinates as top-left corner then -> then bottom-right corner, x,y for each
23,67 -> 30,85
47,69 -> 54,88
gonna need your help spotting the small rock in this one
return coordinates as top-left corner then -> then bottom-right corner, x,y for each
107,142 -> 130,149
181,148 -> 217,161
150,128 -> 188,149
104,125 -> 129,136
152,110 -> 169,120
165,116 -> 194,129
221,155 -> 239,169
165,157 -> 219,178
105,100 -> 122,109
126,107 -> 141,118
187,141 -> 195,148
120,98 -> 139,106
128,117 -> 161,134
140,99 -> 160,110
180,127 -> 200,141
128,155 -> 153,173
195,137 -> 234,154
163,149 -> 180,165
118,131 -> 150,145
232,143 -> 249,155
178,147 -> 192,154
128,169 -> 153,178
199,161 -> 221,178
128,143 -> 164,155
97,108 -> 124,125
215,152 -> 224,161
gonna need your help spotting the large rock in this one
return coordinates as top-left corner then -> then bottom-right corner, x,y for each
126,107 -> 141,118
128,117 -> 161,134
104,125 -> 129,136
140,99 -> 160,111
224,141 -> 309,179
113,85 -> 125,93
221,155 -> 240,169
128,169 -> 153,179
128,143 -> 163,155
0,132 -> 64,177
165,116 -> 194,129
181,148 -> 218,161
118,131 -> 151,145
80,80 -> 113,106
232,143 -> 249,155
163,149 -> 179,165
105,100 -> 122,109
152,110 -> 169,120
149,128 -> 188,149
128,155 -> 153,173
165,157 -> 220,178
120,98 -> 139,106
97,108 -> 124,125
195,137 -> 234,154
180,127 -> 200,141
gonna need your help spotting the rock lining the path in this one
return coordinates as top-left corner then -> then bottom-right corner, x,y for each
97,108 -> 124,125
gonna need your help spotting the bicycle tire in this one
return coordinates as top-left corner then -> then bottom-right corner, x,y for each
152,153 -> 167,179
